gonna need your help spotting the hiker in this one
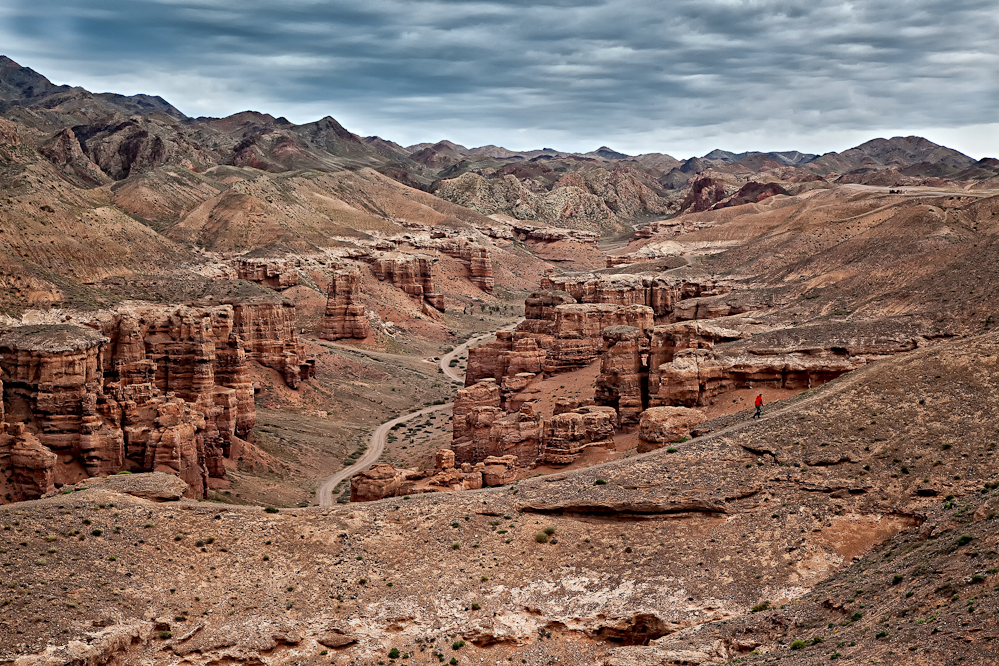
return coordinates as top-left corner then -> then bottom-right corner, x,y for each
752,394 -> 763,419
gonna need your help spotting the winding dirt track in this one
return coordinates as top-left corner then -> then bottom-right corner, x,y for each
318,403 -> 452,506
439,321 -> 520,383
318,321 -> 521,506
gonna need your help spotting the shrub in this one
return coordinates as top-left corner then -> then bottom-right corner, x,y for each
666,447 -> 678,453
957,535 -> 974,546
751,601 -> 770,613
543,525 -> 556,536
358,578 -> 367,585
452,640 -> 465,650
471,603 -> 481,610
389,648 -> 400,659
624,546 -> 633,553
452,542 -> 461,550
534,532 -> 549,543
876,631 -> 888,639
44,534 -> 57,542
159,630 -> 172,639
971,573 -> 987,584
264,506 -> 279,513
851,612 -> 863,621
594,479 -> 607,485
91,529 -> 103,537
174,533 -> 183,541
891,574 -> 903,585
790,640 -> 807,650
262,555 -> 270,561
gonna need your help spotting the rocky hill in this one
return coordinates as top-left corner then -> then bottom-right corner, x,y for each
3,56 -> 999,666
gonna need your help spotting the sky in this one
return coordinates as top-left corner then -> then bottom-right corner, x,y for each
2,0 -> 997,159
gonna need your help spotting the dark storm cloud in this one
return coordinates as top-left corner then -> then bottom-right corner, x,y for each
1,0 -> 996,155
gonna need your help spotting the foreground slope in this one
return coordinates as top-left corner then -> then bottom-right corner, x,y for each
3,328 -> 999,665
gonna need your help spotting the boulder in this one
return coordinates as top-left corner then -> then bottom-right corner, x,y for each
638,407 -> 706,452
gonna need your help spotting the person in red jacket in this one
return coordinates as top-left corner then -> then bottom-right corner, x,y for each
752,394 -> 763,419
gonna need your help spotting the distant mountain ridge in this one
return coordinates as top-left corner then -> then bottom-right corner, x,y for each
0,54 -> 995,231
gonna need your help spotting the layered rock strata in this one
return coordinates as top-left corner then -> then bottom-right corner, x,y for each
0,300 -> 310,502
370,253 -> 444,311
540,406 -> 617,464
594,326 -> 648,427
233,258 -> 299,290
320,266 -> 370,340
637,406 -> 706,453
228,301 -> 314,388
350,451 -> 519,502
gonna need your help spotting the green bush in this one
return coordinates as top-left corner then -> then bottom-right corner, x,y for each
543,525 -> 556,536
891,574 -> 903,585
159,630 -> 172,639
666,447 -> 678,453
594,479 -> 607,485
534,532 -> 549,543
264,506 -> 279,513
790,640 -> 807,650
957,535 -> 974,546
452,640 -> 465,650
471,603 -> 481,610
751,601 -> 770,613
389,648 -> 400,658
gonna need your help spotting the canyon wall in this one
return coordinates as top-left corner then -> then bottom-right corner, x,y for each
321,266 -> 371,340
0,301 -> 312,502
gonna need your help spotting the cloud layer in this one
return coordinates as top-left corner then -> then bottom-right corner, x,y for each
3,0 -> 997,157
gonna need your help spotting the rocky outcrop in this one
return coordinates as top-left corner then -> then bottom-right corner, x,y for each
712,181 -> 790,209
464,332 -> 545,387
541,406 -> 617,464
542,273 -> 731,318
229,301 -> 314,388
452,380 -> 504,464
0,299 -> 307,501
544,304 -> 654,373
595,326 -> 648,427
320,266 -> 370,340
637,407 -> 705,453
349,451 -> 519,502
3,424 -> 57,499
370,253 -> 444,311
679,176 -> 731,213
233,258 -> 299,290
650,348 -> 863,408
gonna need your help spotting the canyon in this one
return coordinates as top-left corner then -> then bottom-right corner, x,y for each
2,56 -> 999,666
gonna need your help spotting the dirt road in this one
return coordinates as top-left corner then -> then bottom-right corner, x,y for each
318,402 -> 453,506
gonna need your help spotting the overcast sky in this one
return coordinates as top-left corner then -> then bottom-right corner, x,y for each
2,0 -> 997,158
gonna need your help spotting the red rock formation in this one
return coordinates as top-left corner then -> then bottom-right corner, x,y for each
452,379 -> 503,464
349,450 -> 518,502
711,181 -> 790,209
234,258 -> 299,290
0,325 -> 125,485
229,301 -> 314,388
679,176 -> 730,213
637,407 -> 705,453
595,326 -> 648,427
321,266 -> 370,340
480,455 -> 518,486
650,348 -> 863,408
464,332 -> 545,387
544,304 -> 654,373
541,406 -> 617,464
370,253 -> 444,311
2,424 -> 57,501
647,322 -> 748,398
0,301 -> 288,502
